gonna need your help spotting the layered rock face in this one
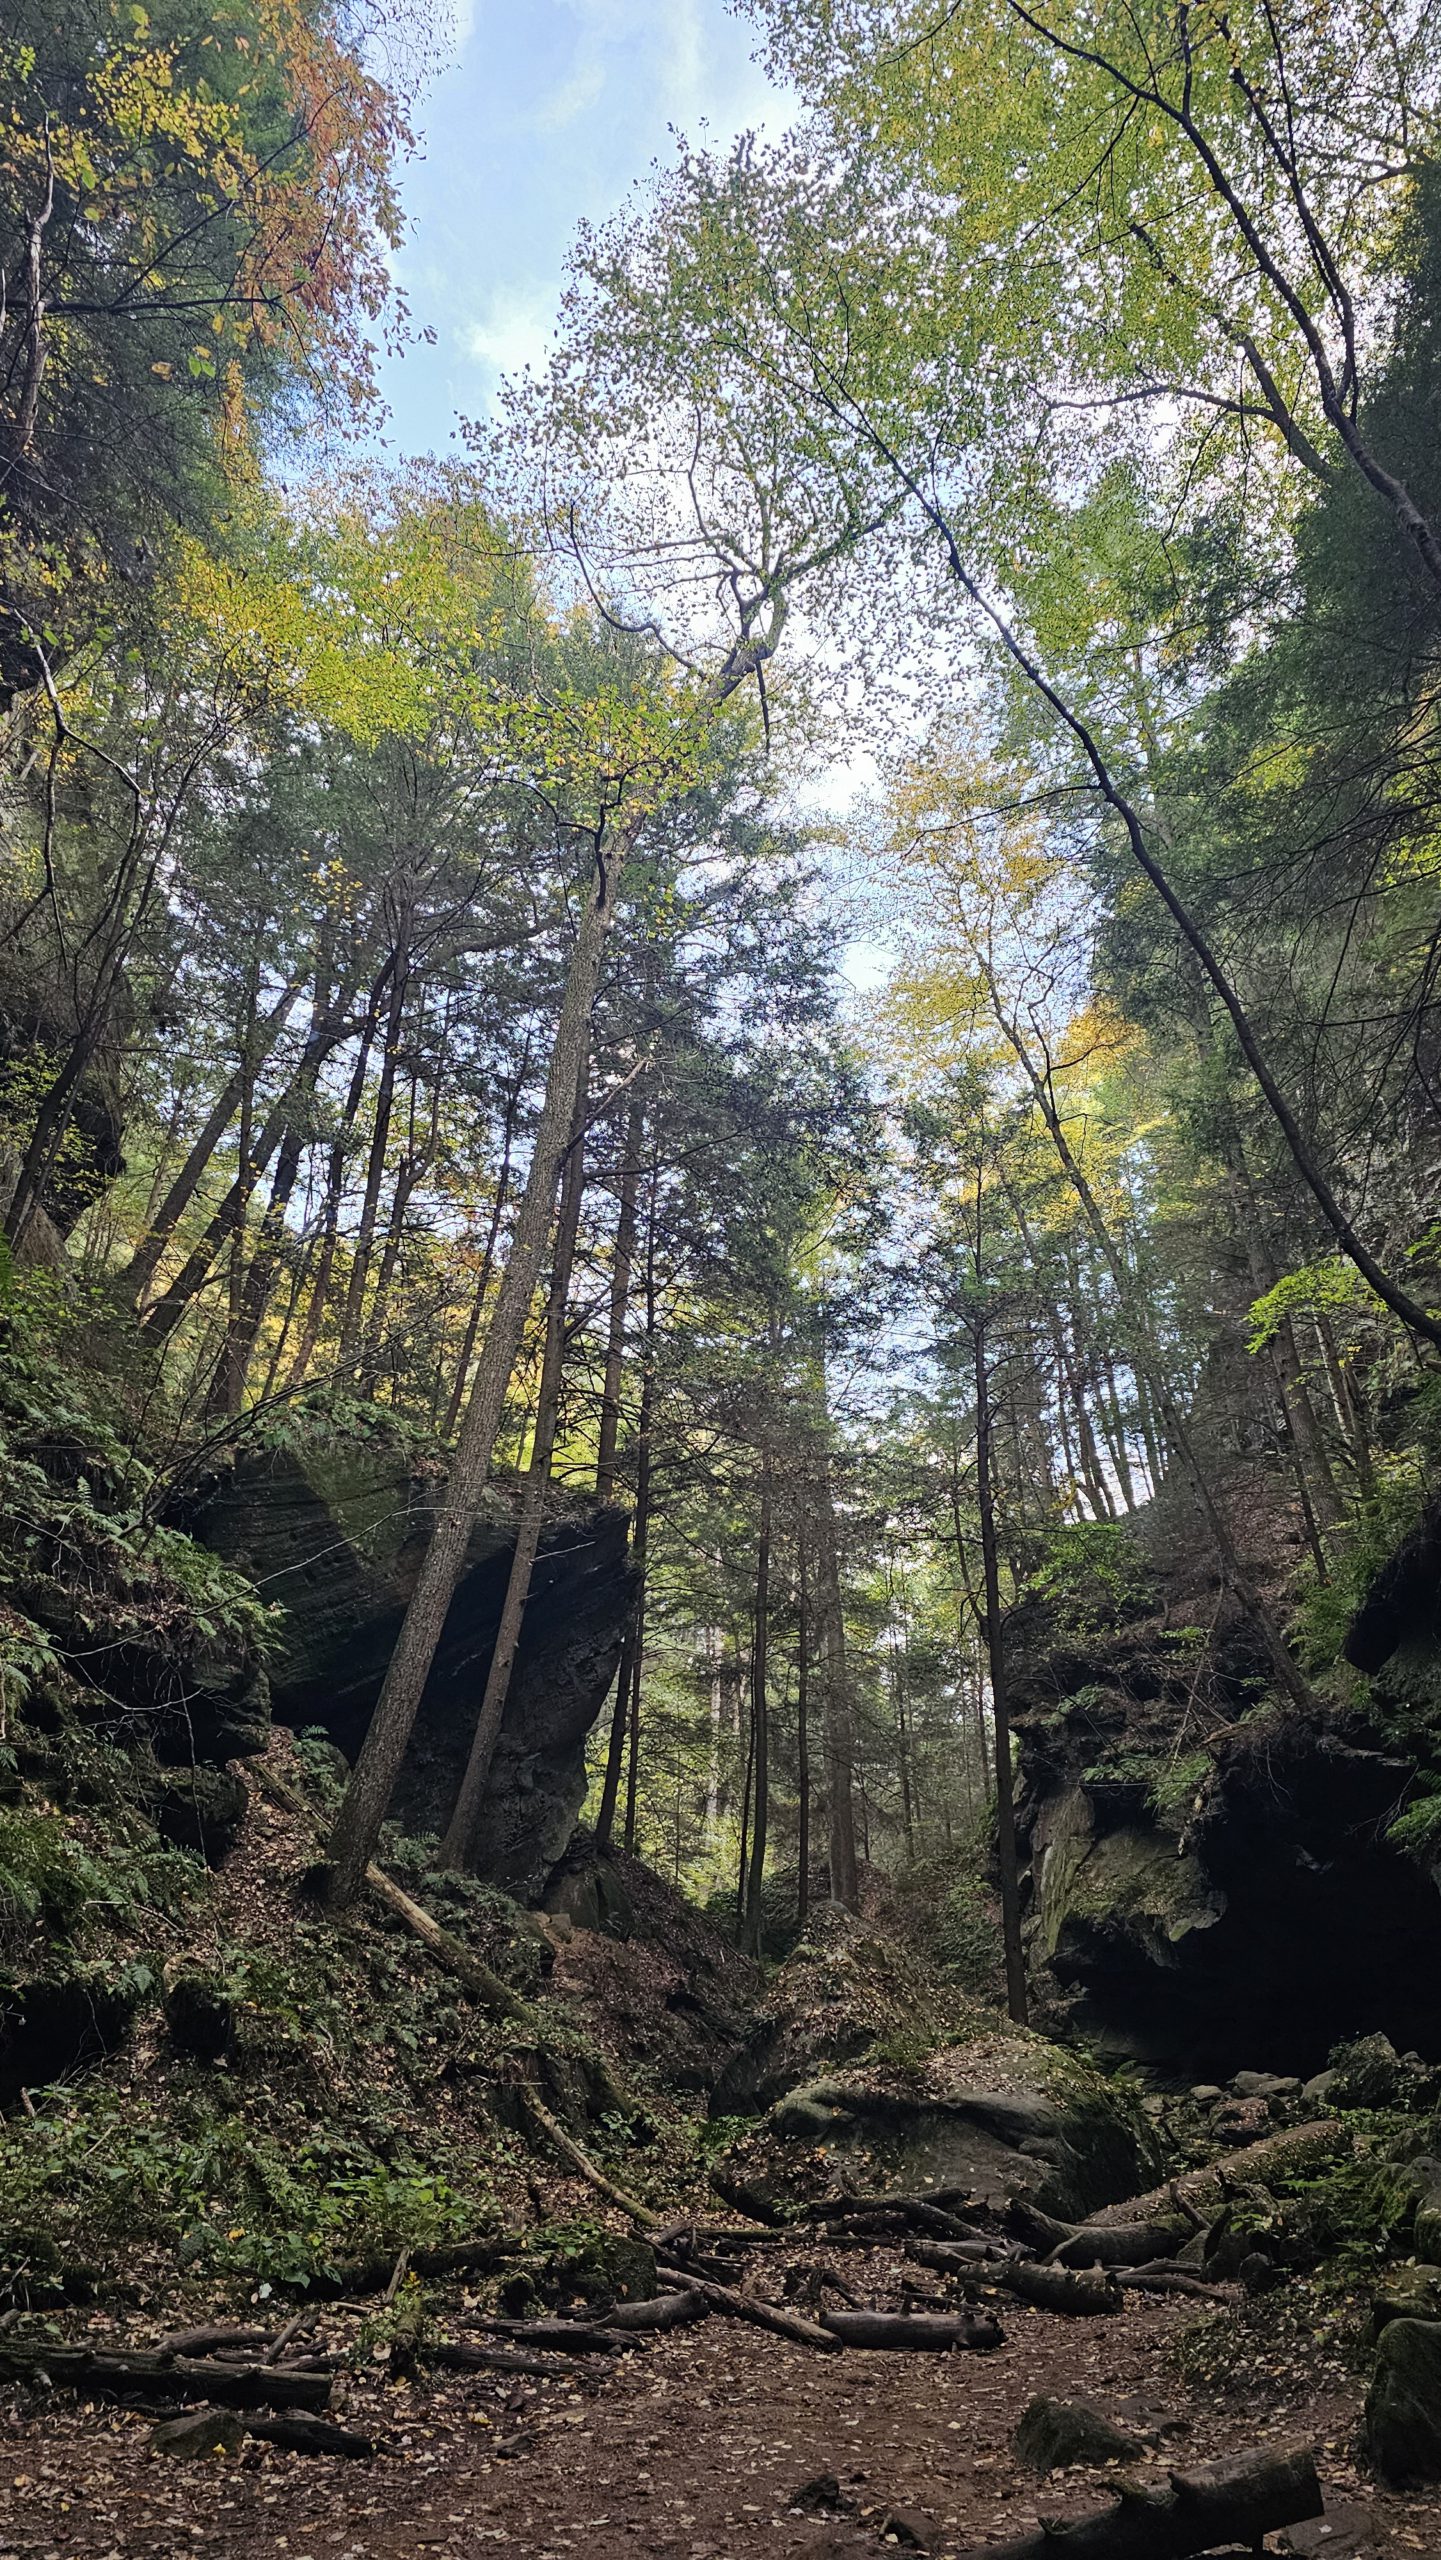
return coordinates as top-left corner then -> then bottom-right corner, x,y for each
189,1430 -> 634,1897
1011,1505 -> 1441,2077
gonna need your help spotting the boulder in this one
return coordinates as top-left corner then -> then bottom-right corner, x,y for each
1013,2395 -> 1147,2473
189,1430 -> 636,1897
1233,2070 -> 1299,2100
148,1764 -> 248,1863
1366,2316 -> 1441,2481
717,2052 -> 1158,2225
1369,2267 -> 1441,2341
1213,2095 -> 1272,2145
152,2408 -> 246,2459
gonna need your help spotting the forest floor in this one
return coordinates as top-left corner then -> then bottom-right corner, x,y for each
4,2242 -> 1440,2560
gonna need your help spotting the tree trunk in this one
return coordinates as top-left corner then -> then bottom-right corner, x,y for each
440,1049 -> 530,1437
918,487 -> 1441,1345
813,1452 -> 860,1911
281,977 -> 388,1392
595,1086 -> 643,1501
741,1455 -> 772,1956
122,972 -> 304,1308
338,936 -> 410,1368
795,1529 -> 811,1923
975,1318 -> 1028,2026
436,1049 -> 589,1870
982,961 -> 1312,1709
323,853 -> 621,1906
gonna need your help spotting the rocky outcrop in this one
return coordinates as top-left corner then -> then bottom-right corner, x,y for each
189,1425 -> 635,1898
1010,1518 -> 1441,2075
1345,1491 -> 1441,1717
705,1905 -> 1160,2222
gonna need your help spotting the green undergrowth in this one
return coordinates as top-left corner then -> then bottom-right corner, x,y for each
0,1712 -> 708,2307
1173,2062 -> 1441,2401
0,1274 -> 274,1680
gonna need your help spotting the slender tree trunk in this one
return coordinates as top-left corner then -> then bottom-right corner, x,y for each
339,940 -> 410,1367
795,1531 -> 811,1924
122,973 -> 304,1308
595,1086 -> 643,1501
441,1053 -> 529,1438
914,481 -> 1441,1347
975,1317 -> 1028,2027
281,978 -> 388,1391
143,1018 -> 353,1351
323,851 -> 622,1905
209,966 -> 260,1418
741,1454 -> 773,1956
813,1453 -> 860,1910
1098,1350 -> 1138,1510
623,1584 -> 645,1855
1314,1312 -> 1375,1499
620,1222 -> 657,1859
436,1050 -> 590,1870
594,1161 -> 658,1855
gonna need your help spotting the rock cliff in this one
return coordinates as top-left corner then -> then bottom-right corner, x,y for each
186,1423 -> 635,1897
1010,1502 -> 1441,2076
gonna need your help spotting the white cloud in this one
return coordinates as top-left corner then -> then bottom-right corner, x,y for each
531,0 -> 777,143
461,286 -> 556,378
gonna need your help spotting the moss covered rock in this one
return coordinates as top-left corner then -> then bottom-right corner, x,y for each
1366,2316 -> 1441,2481
1014,2395 -> 1146,2474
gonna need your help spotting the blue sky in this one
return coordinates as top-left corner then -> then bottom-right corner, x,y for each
377,0 -> 787,456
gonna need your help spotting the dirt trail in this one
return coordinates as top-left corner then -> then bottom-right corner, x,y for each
3,2278 -> 1438,2560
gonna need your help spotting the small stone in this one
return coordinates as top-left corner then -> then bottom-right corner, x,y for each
1013,2394 -> 1147,2474
1239,2252 -> 1284,2294
789,2474 -> 854,2515
1189,2084 -> 1223,2104
1232,2070 -> 1299,2101
1212,2095 -> 1271,2145
1277,2504 -> 1380,2555
1366,2316 -> 1441,2481
1232,2070 -> 1269,2096
151,2408 -> 246,2460
877,2509 -> 933,2550
1301,2069 -> 1338,2108
1141,2095 -> 1167,2119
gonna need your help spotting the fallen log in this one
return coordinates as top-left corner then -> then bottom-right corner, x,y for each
649,2221 -> 770,2252
1001,2262 -> 1122,2316
428,2341 -> 590,2381
244,2414 -> 375,2458
1007,2199 -> 1075,2253
518,2086 -> 659,2233
251,1763 -> 540,2031
655,2264 -> 841,2352
822,2201 -> 975,2240
470,2316 -> 634,2355
796,2189 -> 981,2237
906,2239 -> 1017,2275
0,2344 -> 330,2412
309,2235 -> 516,2299
154,2326 -> 272,2359
950,2440 -> 1322,2560
602,2292 -> 706,2333
819,2310 -> 1004,2352
1082,2123 -> 1346,2230
1053,2221 -> 1191,2269
1114,2269 -> 1230,2302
